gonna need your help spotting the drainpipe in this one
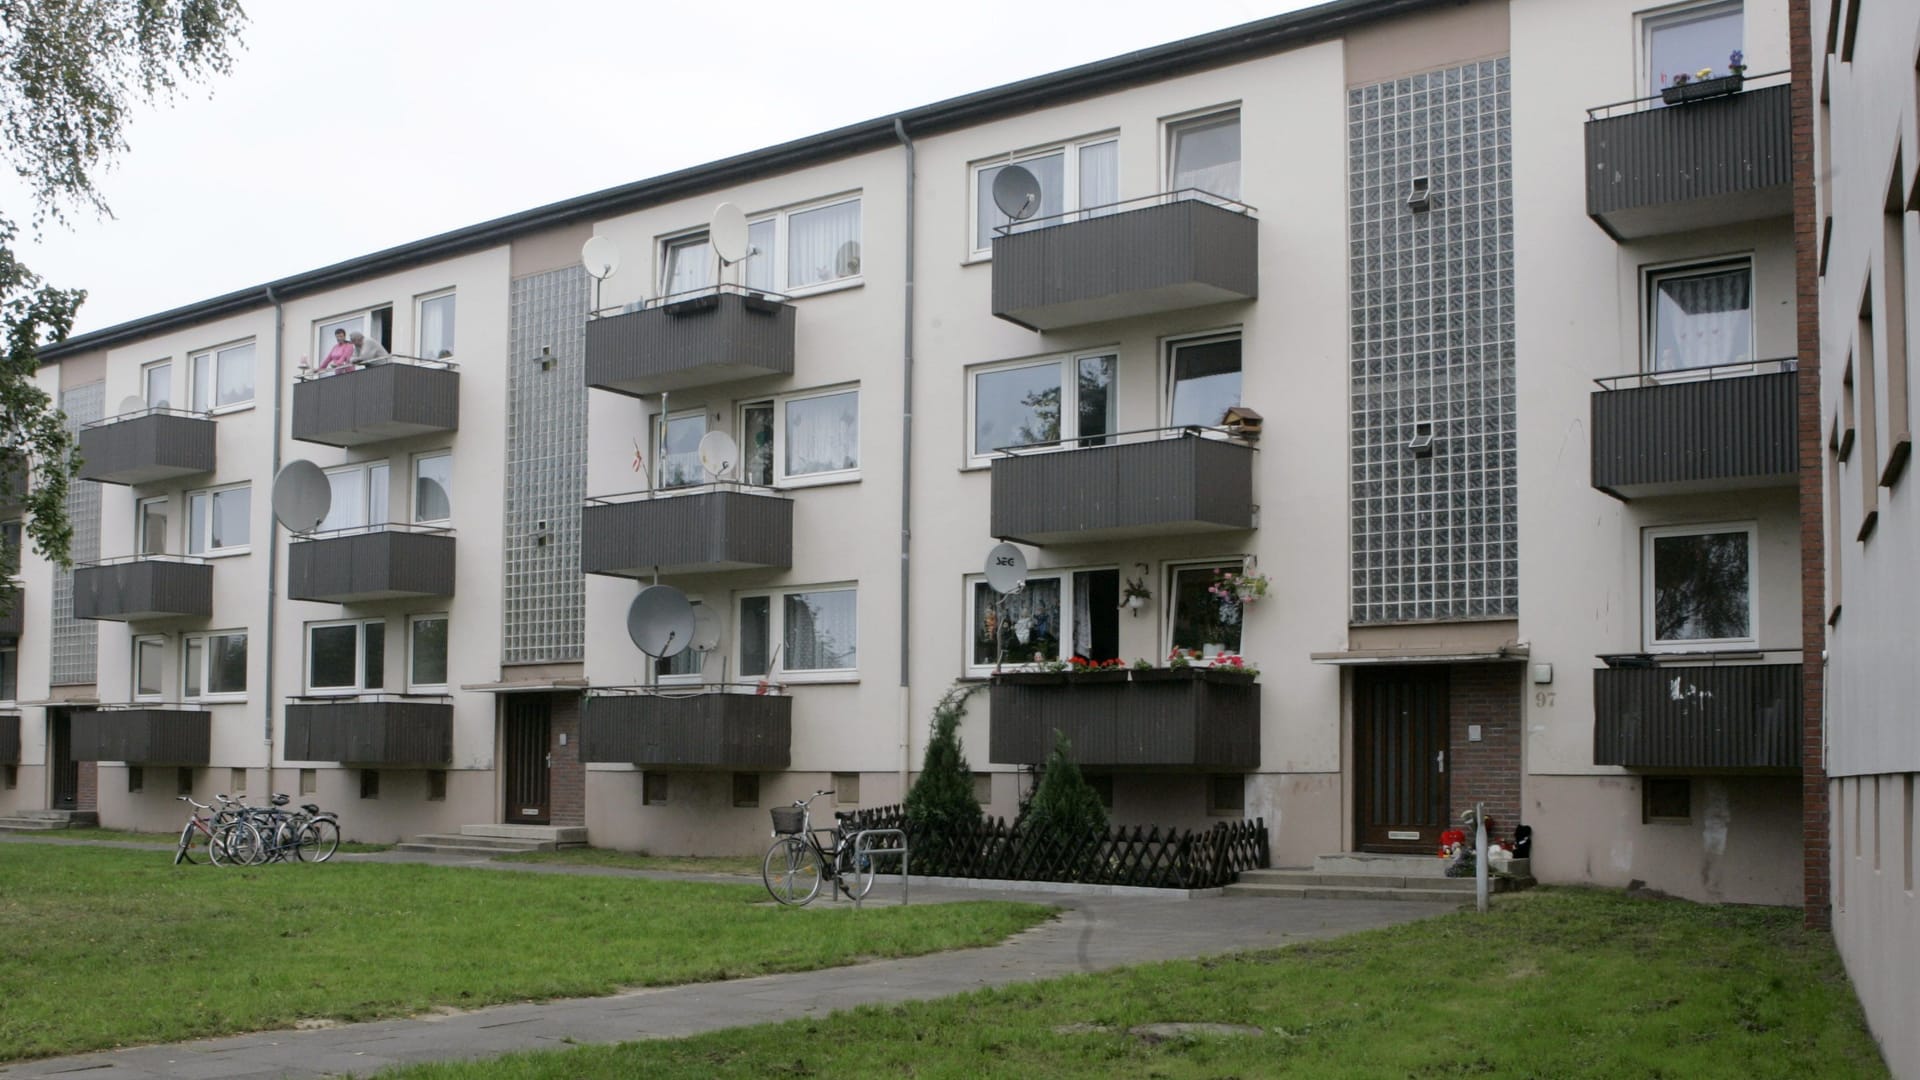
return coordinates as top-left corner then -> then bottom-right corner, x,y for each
262,285 -> 285,795
893,117 -> 916,794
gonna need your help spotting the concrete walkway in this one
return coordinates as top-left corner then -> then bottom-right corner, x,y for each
0,842 -> 1460,1079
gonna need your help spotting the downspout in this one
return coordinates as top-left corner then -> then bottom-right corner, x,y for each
262,285 -> 285,794
893,117 -> 916,794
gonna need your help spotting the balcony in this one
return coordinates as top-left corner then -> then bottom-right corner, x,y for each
283,697 -> 453,766
70,706 -> 211,765
291,359 -> 460,448
76,409 -> 216,486
73,557 -> 212,622
0,711 -> 18,764
582,488 -> 791,576
1584,80 -> 1791,240
287,526 -> 456,603
1592,660 -> 1801,770
988,669 -> 1259,769
586,286 -> 796,397
990,429 -> 1256,546
1590,361 -> 1798,499
991,193 -> 1258,331
581,688 -> 791,770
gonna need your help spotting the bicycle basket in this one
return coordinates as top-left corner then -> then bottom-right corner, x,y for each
770,806 -> 805,835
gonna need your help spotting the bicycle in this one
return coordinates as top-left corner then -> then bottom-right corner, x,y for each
173,795 -> 260,866
214,793 -> 341,864
761,790 -> 875,906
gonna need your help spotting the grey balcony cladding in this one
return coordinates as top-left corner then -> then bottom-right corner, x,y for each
991,200 -> 1257,331
0,713 -> 18,763
990,437 -> 1254,545
0,588 -> 21,640
284,700 -> 453,766
73,561 -> 212,621
988,675 -> 1259,768
76,414 -> 216,486
1593,663 -> 1801,770
70,709 -> 211,765
287,532 -> 456,602
585,293 -> 796,396
580,693 -> 791,770
1585,85 -> 1792,239
291,365 -> 460,447
582,492 -> 792,576
1590,371 -> 1797,498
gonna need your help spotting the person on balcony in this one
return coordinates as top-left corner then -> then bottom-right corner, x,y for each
318,328 -> 357,374
349,331 -> 389,365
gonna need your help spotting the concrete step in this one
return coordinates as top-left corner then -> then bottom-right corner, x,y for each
1312,852 -> 1452,878
461,824 -> 587,846
0,819 -> 74,832
406,833 -> 555,853
1224,882 -> 1476,903
393,842 -> 551,858
1239,869 -> 1480,890
0,810 -> 99,832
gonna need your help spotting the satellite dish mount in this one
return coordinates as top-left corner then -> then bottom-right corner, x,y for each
580,235 -> 622,316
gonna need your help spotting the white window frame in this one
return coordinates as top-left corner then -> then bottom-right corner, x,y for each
653,408 -> 708,490
415,290 -> 456,361
412,450 -> 452,524
190,340 -> 257,414
183,629 -> 248,701
768,385 -> 860,488
406,613 -> 449,693
1643,256 -> 1757,378
1642,522 -> 1759,652
967,133 -> 1119,259
137,496 -> 169,556
0,642 -> 17,705
965,351 -> 1118,467
1163,106 -> 1242,203
305,618 -> 386,695
659,230 -> 715,298
654,599 -> 706,685
736,584 -> 858,684
1163,329 -> 1244,429
141,359 -> 172,410
657,192 -> 863,300
1640,0 -> 1744,101
1166,557 -> 1249,661
737,400 -> 777,487
133,634 -> 167,702
185,483 -> 251,557
961,566 -> 1120,677
320,461 -> 391,533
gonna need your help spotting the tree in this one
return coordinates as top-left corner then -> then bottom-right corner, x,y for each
0,1 -> 248,568
1018,730 -> 1108,839
905,683 -> 984,831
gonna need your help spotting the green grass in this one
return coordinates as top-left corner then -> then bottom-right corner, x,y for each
383,888 -> 1887,1080
0,845 -> 1053,1062
493,848 -> 761,876
15,827 -> 389,853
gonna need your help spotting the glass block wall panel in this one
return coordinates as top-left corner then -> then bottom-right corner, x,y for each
504,267 -> 588,663
51,382 -> 102,684
1348,58 -> 1516,624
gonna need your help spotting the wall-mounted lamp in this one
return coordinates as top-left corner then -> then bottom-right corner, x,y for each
1120,562 -> 1152,617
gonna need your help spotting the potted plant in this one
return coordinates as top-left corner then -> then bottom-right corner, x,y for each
993,658 -> 1071,685
1119,576 -> 1152,615
1132,651 -> 1202,682
1660,51 -> 1745,105
1201,652 -> 1260,683
1067,655 -> 1129,683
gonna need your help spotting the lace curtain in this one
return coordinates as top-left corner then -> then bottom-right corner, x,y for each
1653,268 -> 1751,372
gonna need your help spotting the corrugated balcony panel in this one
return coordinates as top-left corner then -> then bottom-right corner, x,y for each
1592,663 -> 1801,770
284,700 -> 453,766
76,413 -> 216,486
585,292 -> 796,396
580,693 -> 791,770
581,491 -> 792,576
0,587 -> 21,640
1585,85 -> 1792,239
72,560 -> 213,621
290,364 -> 460,447
1590,371 -> 1798,498
0,713 -> 19,764
70,709 -> 211,765
987,674 -> 1259,769
287,531 -> 456,602
991,200 -> 1258,331
990,436 -> 1255,545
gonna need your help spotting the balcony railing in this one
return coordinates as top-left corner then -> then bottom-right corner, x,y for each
582,485 -> 792,576
990,427 -> 1257,545
991,191 -> 1258,331
0,710 -> 19,764
291,356 -> 460,447
1590,359 -> 1798,499
586,285 -> 796,397
283,695 -> 453,766
1584,75 -> 1791,240
988,668 -> 1259,769
72,556 -> 212,622
287,525 -> 456,603
76,408 -> 216,486
1592,659 -> 1801,770
70,704 -> 211,765
580,686 -> 792,770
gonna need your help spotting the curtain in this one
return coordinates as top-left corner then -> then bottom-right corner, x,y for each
785,590 -> 857,670
419,294 -> 456,359
1173,116 -> 1241,200
322,469 -> 366,531
789,200 -> 862,288
977,153 -> 1064,247
1648,6 -> 1742,97
217,343 -> 255,408
785,390 -> 858,476
745,220 -> 775,292
973,579 -> 1061,665
1078,141 -> 1119,218
1072,580 -> 1093,657
415,456 -> 452,521
664,237 -> 713,296
1653,268 -> 1751,371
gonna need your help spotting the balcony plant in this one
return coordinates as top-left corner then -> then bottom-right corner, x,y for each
1119,575 -> 1152,615
993,658 -> 1071,685
1066,655 -> 1128,684
1660,51 -> 1745,105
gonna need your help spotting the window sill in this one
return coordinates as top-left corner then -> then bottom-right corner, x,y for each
1641,648 -> 1764,662
776,472 -> 861,491
186,693 -> 248,704
961,253 -> 992,267
205,402 -> 255,418
193,547 -> 251,560
406,686 -> 450,696
783,277 -> 864,302
765,673 -> 859,686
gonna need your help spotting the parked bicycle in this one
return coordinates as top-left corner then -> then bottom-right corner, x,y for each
215,793 -> 343,864
762,790 -> 875,905
173,795 -> 259,866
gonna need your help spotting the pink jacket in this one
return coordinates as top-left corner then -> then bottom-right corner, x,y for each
320,342 -> 357,371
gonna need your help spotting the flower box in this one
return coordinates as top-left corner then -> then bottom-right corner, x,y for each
992,671 -> 1070,686
1660,73 -> 1742,105
1131,667 -> 1201,683
1067,669 -> 1130,685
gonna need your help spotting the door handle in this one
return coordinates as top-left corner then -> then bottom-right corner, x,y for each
1436,750 -> 1446,773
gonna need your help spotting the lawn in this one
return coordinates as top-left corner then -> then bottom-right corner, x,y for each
384,887 -> 1887,1080
16,827 -> 390,853
0,845 -> 1053,1062
494,848 -> 761,876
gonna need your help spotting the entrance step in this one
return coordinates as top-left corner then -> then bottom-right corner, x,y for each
395,824 -> 587,857
1224,853 -> 1534,902
0,810 -> 99,833
460,824 -> 588,846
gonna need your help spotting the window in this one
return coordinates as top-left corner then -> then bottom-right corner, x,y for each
1643,524 -> 1756,650
127,766 -> 143,793
2,764 -> 13,790
740,402 -> 775,486
661,232 -> 713,297
413,451 -> 452,522
142,360 -> 171,409
834,773 -> 860,806
307,619 -> 385,693
1648,261 -> 1753,372
134,635 -> 165,700
643,772 -> 670,805
1168,334 -> 1242,427
190,341 -> 256,412
1645,1 -> 1742,99
968,353 -> 1116,464
417,292 -> 456,360
1168,109 -> 1241,201
966,568 -> 1119,673
660,196 -> 860,298
1169,561 -> 1245,657
738,586 -> 857,680
1,519 -> 21,577
656,410 -> 706,489
732,772 -> 760,808
1644,777 -> 1693,823
187,484 -> 250,555
360,769 -> 379,799
1208,774 -> 1245,816
137,497 -> 169,555
972,772 -> 993,804
786,197 -> 861,290
321,462 -> 390,532
1087,773 -> 1114,809
176,766 -> 193,797
776,388 -> 859,484
183,631 -> 247,698
971,136 -> 1119,253
656,600 -> 705,681
428,770 -> 447,801
408,615 -> 448,690
299,768 -> 316,795
316,307 -> 392,363
231,767 -> 247,795
0,644 -> 17,702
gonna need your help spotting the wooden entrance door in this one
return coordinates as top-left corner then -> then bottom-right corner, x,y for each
502,696 -> 551,825
49,708 -> 78,810
1354,666 -> 1450,853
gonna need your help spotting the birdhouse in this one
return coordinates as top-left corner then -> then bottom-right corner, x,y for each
1221,405 -> 1264,440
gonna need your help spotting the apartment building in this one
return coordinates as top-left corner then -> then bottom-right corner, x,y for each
0,0 -> 1810,908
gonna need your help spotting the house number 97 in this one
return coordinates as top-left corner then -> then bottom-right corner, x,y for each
1534,690 -> 1556,707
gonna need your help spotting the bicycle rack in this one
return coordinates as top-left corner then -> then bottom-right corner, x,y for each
846,828 -> 908,909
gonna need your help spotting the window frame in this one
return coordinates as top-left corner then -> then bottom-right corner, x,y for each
141,359 -> 172,410
133,634 -> 166,702
965,351 -> 1119,468
182,629 -> 248,701
137,496 -> 169,556
659,229 -> 715,298
1640,0 -> 1744,101
967,133 -> 1120,259
412,450 -> 453,524
1163,329 -> 1244,429
1166,558 -> 1250,660
314,306 -> 393,365
406,613 -> 449,693
736,584 -> 858,684
415,289 -> 457,361
189,339 -> 257,414
654,598 -> 707,684
305,617 -> 386,696
1643,256 -> 1757,376
185,482 -> 252,557
961,565 -> 1121,677
1164,106 -> 1243,203
768,385 -> 861,488
656,192 -> 863,300
653,408 -> 708,490
321,460 -> 391,533
1641,521 -> 1759,652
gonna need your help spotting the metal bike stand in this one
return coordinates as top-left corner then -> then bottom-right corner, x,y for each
852,828 -> 909,909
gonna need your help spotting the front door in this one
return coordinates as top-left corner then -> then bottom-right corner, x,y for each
1354,666 -> 1450,853
49,708 -> 78,810
502,695 -> 550,825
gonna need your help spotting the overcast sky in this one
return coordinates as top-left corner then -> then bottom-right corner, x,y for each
10,0 -> 1317,336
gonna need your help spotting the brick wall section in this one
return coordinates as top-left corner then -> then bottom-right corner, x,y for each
548,693 -> 584,828
76,760 -> 96,812
1448,664 -> 1523,846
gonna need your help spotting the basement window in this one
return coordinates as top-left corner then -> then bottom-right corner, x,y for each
1643,777 -> 1692,824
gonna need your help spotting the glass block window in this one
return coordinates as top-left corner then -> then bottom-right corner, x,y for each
504,266 -> 588,663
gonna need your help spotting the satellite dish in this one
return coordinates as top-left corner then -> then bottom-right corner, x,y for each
992,164 -> 1043,222
834,240 -> 862,277
710,203 -> 749,264
698,430 -> 737,481
580,236 -> 621,281
984,542 -> 1028,594
118,394 -> 148,417
270,460 -> 332,533
627,584 -> 694,658
690,604 -> 722,653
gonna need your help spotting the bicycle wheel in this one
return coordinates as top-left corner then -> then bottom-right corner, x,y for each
272,819 -> 303,863
174,821 -> 200,866
298,818 -> 340,863
210,821 -> 259,867
762,836 -> 823,906
836,841 -> 875,901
